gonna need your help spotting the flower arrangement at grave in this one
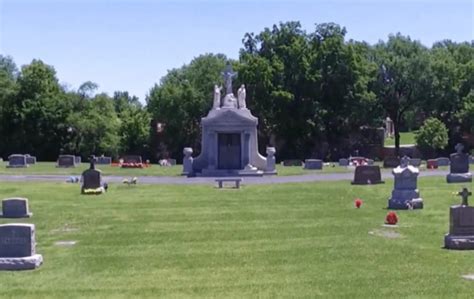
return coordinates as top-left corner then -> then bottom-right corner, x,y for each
354,198 -> 363,208
83,187 -> 105,195
121,162 -> 145,168
385,211 -> 398,225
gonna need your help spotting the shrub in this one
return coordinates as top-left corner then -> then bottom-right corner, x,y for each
415,118 -> 448,157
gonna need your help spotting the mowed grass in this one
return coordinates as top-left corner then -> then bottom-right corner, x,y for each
0,178 -> 473,298
0,162 -> 354,177
0,162 -> 181,176
385,132 -> 416,146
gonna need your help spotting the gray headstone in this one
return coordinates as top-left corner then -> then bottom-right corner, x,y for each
75,156 -> 82,164
282,160 -> 303,167
470,156 -> 474,165
1,198 -> 31,218
447,150 -> 472,183
57,155 -> 76,168
25,155 -> 36,165
304,159 -> 322,170
367,159 -> 375,166
351,166 -> 384,185
0,223 -> 43,270
445,189 -> 474,249
388,164 -> 423,209
437,157 -> 450,166
7,154 -> 27,168
167,159 -> 177,166
95,156 -> 112,165
383,156 -> 400,168
338,158 -> 349,166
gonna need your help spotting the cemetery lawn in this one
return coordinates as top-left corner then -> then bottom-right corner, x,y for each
385,131 -> 416,146
0,162 -> 354,176
1,177 -> 473,298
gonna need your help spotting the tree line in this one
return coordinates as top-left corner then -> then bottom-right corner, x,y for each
0,22 -> 472,162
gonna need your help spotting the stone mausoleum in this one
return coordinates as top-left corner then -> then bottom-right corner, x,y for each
182,63 -> 276,177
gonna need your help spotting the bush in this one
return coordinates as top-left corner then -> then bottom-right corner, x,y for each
415,118 -> 448,157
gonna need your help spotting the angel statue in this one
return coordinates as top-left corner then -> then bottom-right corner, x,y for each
213,85 -> 222,109
237,84 -> 246,109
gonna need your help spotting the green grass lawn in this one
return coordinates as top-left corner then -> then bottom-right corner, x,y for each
0,162 -> 354,177
385,132 -> 416,146
0,162 -> 182,177
0,178 -> 473,298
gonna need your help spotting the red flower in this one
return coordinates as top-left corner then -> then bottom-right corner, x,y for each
385,211 -> 398,225
354,198 -> 363,208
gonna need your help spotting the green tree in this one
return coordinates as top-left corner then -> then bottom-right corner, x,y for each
147,54 -> 228,159
372,34 -> 432,155
415,117 -> 449,157
65,94 -> 120,157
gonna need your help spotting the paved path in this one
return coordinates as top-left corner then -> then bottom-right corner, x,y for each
0,169 -> 449,185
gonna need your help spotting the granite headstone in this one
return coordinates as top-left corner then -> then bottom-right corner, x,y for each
446,144 -> 472,183
351,165 -> 384,185
0,223 -> 43,270
437,157 -> 450,166
57,155 -> 76,168
388,156 -> 423,209
1,198 -> 32,218
444,188 -> 474,250
304,159 -> 323,170
7,154 -> 27,168
338,158 -> 349,167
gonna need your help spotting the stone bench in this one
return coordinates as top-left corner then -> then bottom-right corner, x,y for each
215,178 -> 243,189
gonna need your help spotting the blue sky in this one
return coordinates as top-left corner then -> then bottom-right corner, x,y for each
0,0 -> 472,101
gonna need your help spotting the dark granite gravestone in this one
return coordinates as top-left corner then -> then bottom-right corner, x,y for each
82,169 -> 101,189
81,158 -> 106,194
95,156 -> 112,165
338,158 -> 349,166
445,188 -> 474,250
282,160 -> 303,167
25,154 -> 36,165
7,154 -> 27,168
383,156 -> 400,168
0,224 -> 43,270
1,198 -> 32,218
388,157 -> 423,209
57,155 -> 76,168
437,157 -> 450,166
408,158 -> 421,167
304,159 -> 323,170
351,165 -> 384,185
447,144 -> 472,183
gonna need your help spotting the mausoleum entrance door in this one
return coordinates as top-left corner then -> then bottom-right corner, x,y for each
218,133 -> 241,170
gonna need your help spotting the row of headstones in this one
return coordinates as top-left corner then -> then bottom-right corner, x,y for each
8,155 -> 177,168
351,154 -> 473,250
6,154 -> 37,168
288,156 -> 474,169
0,198 -> 42,270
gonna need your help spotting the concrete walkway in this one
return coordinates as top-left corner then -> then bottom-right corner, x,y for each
0,169 -> 449,185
